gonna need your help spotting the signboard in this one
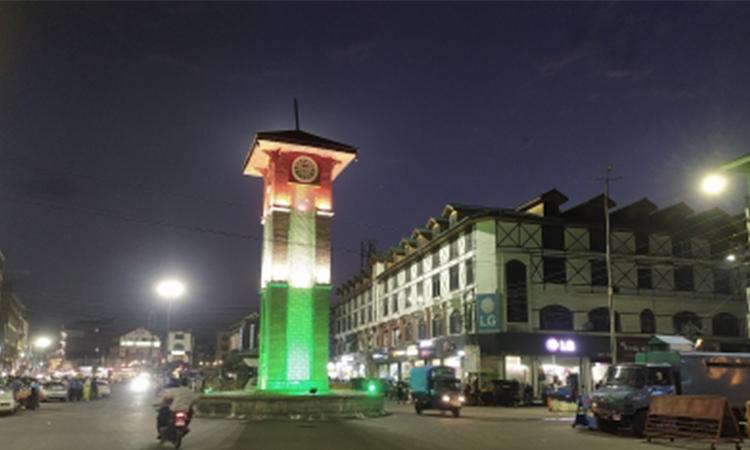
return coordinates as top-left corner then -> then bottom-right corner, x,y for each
545,337 -> 576,353
476,293 -> 502,333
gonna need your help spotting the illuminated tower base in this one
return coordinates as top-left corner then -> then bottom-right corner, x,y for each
259,283 -> 330,392
244,128 -> 356,395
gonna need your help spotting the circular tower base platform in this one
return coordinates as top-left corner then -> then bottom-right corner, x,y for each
196,390 -> 386,421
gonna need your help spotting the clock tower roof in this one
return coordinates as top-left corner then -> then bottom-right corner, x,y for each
243,129 -> 357,180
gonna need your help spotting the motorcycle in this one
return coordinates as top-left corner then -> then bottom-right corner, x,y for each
158,409 -> 190,449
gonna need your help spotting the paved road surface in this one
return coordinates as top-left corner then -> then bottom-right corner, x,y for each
0,386 -> 741,450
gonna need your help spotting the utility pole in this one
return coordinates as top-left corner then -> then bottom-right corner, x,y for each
603,165 -> 620,365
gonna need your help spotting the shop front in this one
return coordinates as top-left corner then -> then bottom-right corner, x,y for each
372,335 -> 468,382
475,332 -> 611,399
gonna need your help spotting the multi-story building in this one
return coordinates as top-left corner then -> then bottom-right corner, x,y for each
63,318 -> 116,368
0,285 -> 29,373
166,331 -> 195,364
215,331 -> 231,365
118,328 -> 162,365
331,189 -> 750,397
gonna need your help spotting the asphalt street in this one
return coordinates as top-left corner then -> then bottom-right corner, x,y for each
0,387 -> 742,450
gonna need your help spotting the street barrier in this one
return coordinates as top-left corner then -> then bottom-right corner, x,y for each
644,395 -> 742,450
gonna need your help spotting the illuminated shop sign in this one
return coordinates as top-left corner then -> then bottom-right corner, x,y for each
545,338 -> 576,353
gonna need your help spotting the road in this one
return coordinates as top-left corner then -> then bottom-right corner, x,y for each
1,386 -> 741,450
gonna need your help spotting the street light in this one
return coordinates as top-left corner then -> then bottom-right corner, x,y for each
155,279 -> 186,299
34,336 -> 52,350
155,278 -> 186,346
701,173 -> 728,195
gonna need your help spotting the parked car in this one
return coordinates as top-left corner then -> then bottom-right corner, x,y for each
43,381 -> 68,402
0,383 -> 18,414
96,380 -> 111,397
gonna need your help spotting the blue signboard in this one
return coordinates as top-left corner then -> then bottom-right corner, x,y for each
476,293 -> 502,333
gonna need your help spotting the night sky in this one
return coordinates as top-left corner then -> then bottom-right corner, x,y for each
1,2 -> 749,342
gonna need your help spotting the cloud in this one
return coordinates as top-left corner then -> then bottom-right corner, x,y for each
602,66 -> 654,81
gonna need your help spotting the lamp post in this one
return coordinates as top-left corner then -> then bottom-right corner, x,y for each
155,279 -> 186,353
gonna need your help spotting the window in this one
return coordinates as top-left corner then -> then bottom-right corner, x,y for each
417,318 -> 427,340
404,321 -> 414,342
712,313 -> 740,337
382,297 -> 389,316
392,328 -> 401,346
637,267 -> 652,289
173,343 -> 185,351
392,295 -> 399,313
449,239 -> 458,260
674,265 -> 694,291
353,313 -> 358,327
588,307 -> 620,332
539,305 -> 573,330
640,309 -> 656,334
543,257 -> 566,284
464,230 -> 473,252
417,281 -> 424,298
384,278 -> 390,293
590,260 -> 607,286
405,286 -> 412,308
673,311 -> 701,336
417,259 -> 424,276
405,265 -> 412,283
542,225 -> 564,250
635,232 -> 649,255
589,228 -> 605,253
466,258 -> 475,285
174,333 -> 185,340
713,269 -> 731,294
449,310 -> 463,334
673,239 -> 692,258
449,265 -> 459,291
367,306 -> 372,323
432,314 -> 443,337
432,249 -> 440,268
360,309 -> 364,325
506,260 -> 528,322
432,274 -> 441,298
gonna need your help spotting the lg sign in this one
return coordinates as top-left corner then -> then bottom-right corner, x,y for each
545,338 -> 576,353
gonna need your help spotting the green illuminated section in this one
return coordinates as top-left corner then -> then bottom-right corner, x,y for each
258,283 -> 330,394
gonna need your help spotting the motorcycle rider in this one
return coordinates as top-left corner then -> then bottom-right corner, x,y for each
155,377 -> 199,438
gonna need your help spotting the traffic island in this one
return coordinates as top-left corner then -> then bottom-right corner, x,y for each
195,390 -> 386,421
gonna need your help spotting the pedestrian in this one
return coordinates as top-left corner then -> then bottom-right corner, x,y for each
83,378 -> 91,401
27,379 -> 40,410
396,382 -> 405,404
91,377 -> 99,399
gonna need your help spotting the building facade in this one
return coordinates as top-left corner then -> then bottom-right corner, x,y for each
62,318 -> 116,368
119,327 -> 162,365
166,331 -> 194,364
331,190 -> 749,397
0,256 -> 29,373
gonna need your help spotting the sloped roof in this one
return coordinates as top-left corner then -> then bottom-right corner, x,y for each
254,129 -> 356,154
516,188 -> 569,212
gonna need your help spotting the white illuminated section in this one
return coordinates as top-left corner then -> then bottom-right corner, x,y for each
315,265 -> 331,285
701,173 -> 728,195
287,207 -> 315,288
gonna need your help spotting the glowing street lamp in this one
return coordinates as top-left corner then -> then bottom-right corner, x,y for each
701,173 -> 728,195
155,278 -> 186,338
155,279 -> 186,299
34,336 -> 53,350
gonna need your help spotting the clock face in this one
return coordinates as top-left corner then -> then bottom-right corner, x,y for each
291,155 -> 319,183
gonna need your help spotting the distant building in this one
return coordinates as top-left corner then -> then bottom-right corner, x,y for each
0,254 -> 29,373
166,331 -> 194,364
0,250 -> 29,373
63,318 -> 116,368
118,328 -> 161,365
332,190 -> 750,397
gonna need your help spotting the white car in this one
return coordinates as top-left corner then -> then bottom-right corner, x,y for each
0,384 -> 17,414
43,381 -> 68,402
96,380 -> 111,397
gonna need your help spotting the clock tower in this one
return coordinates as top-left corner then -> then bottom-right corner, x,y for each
243,128 -> 357,393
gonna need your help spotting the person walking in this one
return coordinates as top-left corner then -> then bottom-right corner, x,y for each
91,377 -> 99,400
